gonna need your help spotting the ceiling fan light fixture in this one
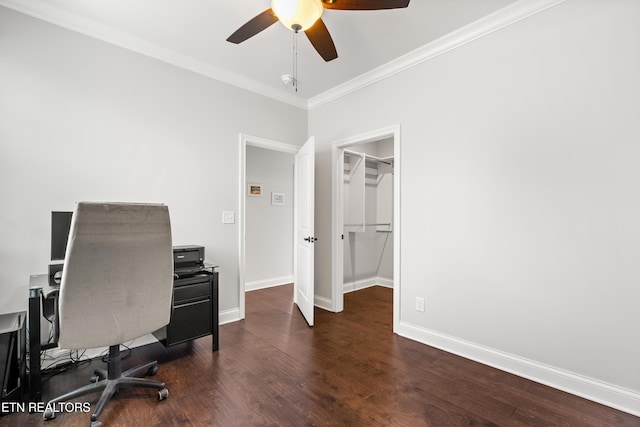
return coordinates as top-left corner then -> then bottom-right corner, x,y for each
271,0 -> 323,32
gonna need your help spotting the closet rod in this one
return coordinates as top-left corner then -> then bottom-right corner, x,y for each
344,222 -> 392,227
343,149 -> 393,165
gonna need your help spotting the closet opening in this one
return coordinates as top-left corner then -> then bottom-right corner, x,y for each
331,125 -> 401,330
343,146 -> 394,291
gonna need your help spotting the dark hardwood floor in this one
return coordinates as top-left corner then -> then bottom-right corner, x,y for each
2,284 -> 638,426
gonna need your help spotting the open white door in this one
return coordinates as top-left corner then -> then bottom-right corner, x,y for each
294,137 -> 315,326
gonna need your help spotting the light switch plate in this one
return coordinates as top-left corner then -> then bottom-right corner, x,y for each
222,211 -> 235,224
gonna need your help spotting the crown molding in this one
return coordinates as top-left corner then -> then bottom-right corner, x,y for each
307,0 -> 567,110
0,0 -> 308,109
1,0 -> 566,111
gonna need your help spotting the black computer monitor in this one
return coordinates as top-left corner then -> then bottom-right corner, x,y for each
50,211 -> 73,261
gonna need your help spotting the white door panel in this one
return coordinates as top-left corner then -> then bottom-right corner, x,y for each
294,137 -> 315,326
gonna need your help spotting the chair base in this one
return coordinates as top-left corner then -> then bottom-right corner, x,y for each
43,345 -> 168,426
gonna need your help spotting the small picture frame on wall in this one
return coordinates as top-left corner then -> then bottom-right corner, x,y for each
271,192 -> 285,206
248,183 -> 263,197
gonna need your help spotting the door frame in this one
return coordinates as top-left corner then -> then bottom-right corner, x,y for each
238,133 -> 300,319
331,125 -> 401,331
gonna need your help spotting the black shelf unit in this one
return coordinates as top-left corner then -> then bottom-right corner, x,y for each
153,266 -> 218,351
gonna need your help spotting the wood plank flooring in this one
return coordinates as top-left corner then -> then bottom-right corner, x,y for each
2,284 -> 638,426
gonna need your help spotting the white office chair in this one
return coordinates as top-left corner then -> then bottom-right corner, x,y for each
43,202 -> 174,427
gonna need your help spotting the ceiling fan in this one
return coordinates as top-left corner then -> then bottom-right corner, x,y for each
227,0 -> 411,62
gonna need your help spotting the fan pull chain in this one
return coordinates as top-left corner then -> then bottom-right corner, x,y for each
292,31 -> 298,92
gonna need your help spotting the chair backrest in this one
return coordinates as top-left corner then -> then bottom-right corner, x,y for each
58,202 -> 173,349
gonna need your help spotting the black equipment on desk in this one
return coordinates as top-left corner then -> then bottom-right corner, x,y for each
153,245 -> 217,348
50,211 -> 73,262
173,245 -> 205,277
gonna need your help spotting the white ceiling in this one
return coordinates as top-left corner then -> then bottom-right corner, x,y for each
3,0 -> 539,107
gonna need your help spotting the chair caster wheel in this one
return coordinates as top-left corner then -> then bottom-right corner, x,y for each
43,407 -> 55,420
90,374 -> 99,383
158,387 -> 169,401
148,365 -> 158,376
90,420 -> 103,427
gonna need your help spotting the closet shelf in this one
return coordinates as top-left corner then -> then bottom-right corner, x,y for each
344,163 -> 379,176
344,149 -> 394,165
344,223 -> 392,227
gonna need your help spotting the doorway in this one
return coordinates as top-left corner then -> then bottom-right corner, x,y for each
239,135 -> 298,320
331,125 -> 401,331
245,146 -> 295,291
239,134 -> 316,326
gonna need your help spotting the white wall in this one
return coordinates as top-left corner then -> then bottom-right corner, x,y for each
0,7 -> 307,318
245,146 -> 294,290
310,0 -> 640,414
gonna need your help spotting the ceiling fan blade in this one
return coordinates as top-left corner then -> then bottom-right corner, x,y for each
227,8 -> 279,44
304,18 -> 338,62
321,0 -> 410,10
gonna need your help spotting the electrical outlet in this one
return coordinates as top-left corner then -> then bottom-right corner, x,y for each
415,297 -> 425,312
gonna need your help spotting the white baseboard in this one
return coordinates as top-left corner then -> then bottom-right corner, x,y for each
344,277 -> 394,293
245,275 -> 294,292
396,321 -> 640,417
376,277 -> 394,288
314,295 -> 333,312
219,307 -> 241,325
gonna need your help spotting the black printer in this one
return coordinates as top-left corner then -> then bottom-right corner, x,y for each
173,245 -> 205,277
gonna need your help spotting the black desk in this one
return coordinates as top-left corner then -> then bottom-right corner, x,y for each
27,274 -> 59,401
27,267 -> 219,401
0,311 -> 27,404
